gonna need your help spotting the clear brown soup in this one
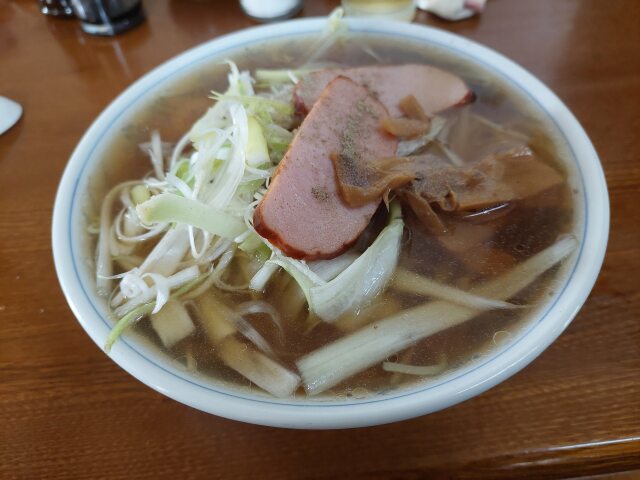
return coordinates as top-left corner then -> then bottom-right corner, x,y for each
91,34 -> 580,400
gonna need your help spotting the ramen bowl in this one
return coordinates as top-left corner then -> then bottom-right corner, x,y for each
52,18 -> 608,429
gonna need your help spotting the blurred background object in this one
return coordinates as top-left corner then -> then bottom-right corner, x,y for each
69,0 -> 145,35
239,0 -> 303,22
38,0 -> 74,17
0,97 -> 23,136
341,0 -> 416,22
416,0 -> 485,21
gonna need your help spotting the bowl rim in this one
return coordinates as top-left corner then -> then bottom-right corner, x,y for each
52,17 -> 609,429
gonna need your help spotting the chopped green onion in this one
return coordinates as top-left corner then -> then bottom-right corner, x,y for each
238,232 -> 264,253
211,91 -> 294,117
254,68 -> 315,85
245,116 -> 270,167
105,273 -> 209,352
253,243 -> 271,264
136,193 -> 246,240
130,184 -> 151,205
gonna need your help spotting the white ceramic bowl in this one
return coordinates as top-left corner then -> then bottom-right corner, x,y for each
52,18 -> 609,429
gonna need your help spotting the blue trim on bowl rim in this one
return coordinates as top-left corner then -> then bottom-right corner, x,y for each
67,25 -> 587,407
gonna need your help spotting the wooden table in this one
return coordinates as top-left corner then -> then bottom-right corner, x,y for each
1,0 -> 639,478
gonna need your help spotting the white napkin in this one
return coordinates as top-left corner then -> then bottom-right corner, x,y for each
417,0 -> 486,21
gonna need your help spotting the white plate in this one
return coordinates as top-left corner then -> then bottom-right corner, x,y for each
52,18 -> 609,429
0,96 -> 22,135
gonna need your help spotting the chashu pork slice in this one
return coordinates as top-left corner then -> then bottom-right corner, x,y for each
294,64 -> 473,117
253,76 -> 398,260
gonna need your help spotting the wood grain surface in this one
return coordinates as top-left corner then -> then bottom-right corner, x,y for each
1,0 -> 639,478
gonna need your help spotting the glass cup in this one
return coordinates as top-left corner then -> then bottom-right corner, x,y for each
341,0 -> 416,22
